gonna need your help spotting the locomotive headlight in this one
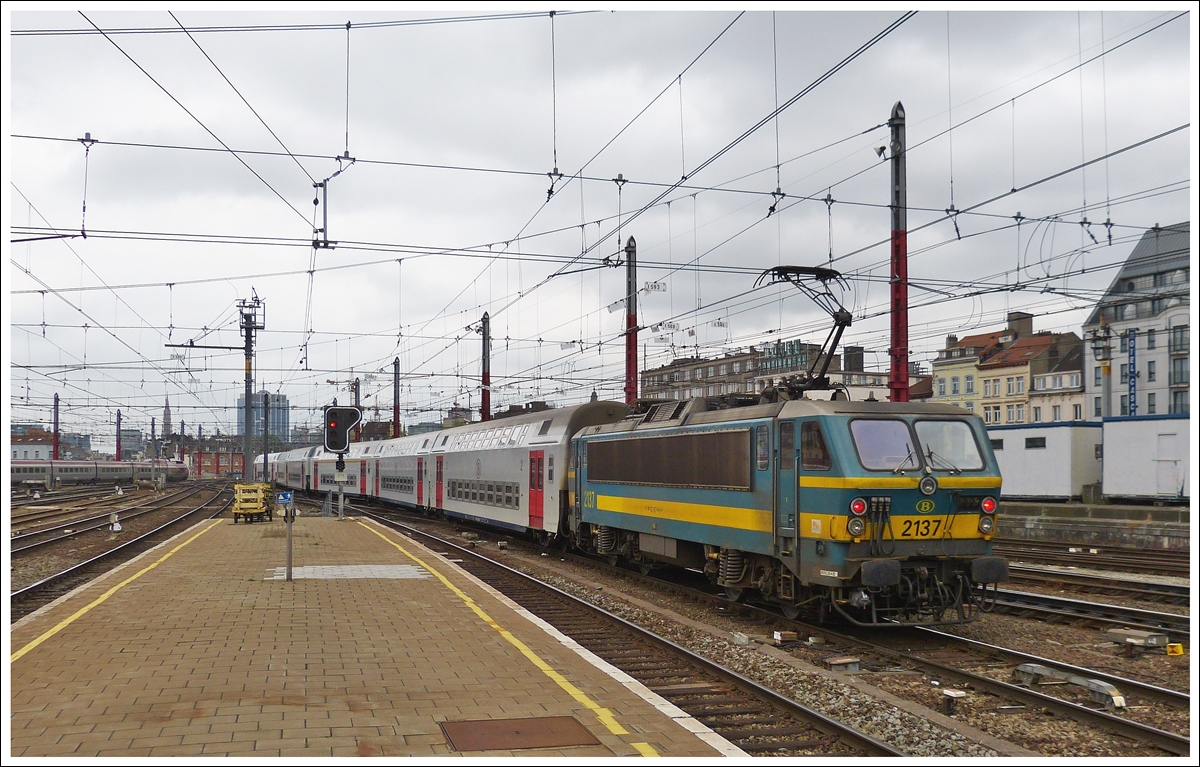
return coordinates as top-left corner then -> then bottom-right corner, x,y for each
980,496 -> 998,513
846,516 -> 867,537
849,497 -> 867,515
919,475 -> 938,496
978,515 -> 995,534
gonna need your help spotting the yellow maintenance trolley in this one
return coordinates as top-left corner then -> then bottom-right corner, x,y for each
231,483 -> 274,524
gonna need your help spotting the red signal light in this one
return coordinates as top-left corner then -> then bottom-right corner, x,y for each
981,496 -> 997,513
849,497 -> 867,515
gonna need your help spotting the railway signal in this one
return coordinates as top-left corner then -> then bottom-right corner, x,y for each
324,406 -> 361,454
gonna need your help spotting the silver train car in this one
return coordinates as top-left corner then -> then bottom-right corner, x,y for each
270,401 -> 627,540
11,459 -> 190,489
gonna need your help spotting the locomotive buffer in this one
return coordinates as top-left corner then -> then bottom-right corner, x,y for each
324,404 -> 362,521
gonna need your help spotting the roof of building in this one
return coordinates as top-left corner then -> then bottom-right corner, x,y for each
1085,222 -> 1190,326
908,375 -> 933,399
978,333 -> 1078,370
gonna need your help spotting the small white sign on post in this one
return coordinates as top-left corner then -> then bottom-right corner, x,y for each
644,281 -> 667,293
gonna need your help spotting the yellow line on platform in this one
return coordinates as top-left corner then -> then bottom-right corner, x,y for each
12,519 -> 223,663
357,520 -> 659,757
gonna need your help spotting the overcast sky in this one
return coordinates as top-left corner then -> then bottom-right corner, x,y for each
5,7 -> 1195,445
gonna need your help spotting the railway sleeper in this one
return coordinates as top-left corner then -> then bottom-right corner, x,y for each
740,739 -> 827,752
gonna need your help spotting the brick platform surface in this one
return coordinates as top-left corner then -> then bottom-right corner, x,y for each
10,516 -> 728,757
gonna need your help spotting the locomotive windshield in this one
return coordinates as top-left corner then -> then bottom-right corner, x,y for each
849,419 -> 919,472
913,419 -> 985,471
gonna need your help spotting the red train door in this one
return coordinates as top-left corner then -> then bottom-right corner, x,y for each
529,450 -> 544,529
436,456 -> 444,510
416,458 -> 425,506
360,460 -> 367,494
375,459 -> 381,497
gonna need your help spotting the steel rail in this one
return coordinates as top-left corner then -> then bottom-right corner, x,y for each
993,589 -> 1190,639
360,509 -> 903,757
10,483 -> 212,552
913,627 -> 1189,709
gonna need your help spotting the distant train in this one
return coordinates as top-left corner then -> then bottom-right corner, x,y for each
11,459 -> 190,489
269,394 -> 1008,627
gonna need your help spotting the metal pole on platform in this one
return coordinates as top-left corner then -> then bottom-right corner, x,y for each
338,484 -> 345,521
286,500 -> 293,582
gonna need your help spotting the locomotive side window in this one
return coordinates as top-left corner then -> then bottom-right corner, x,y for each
755,426 -> 770,470
850,419 -> 919,472
779,422 -> 795,470
914,420 -> 985,470
586,429 -> 751,489
800,422 -> 831,470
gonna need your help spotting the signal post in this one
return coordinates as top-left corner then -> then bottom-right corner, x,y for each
324,404 -> 362,521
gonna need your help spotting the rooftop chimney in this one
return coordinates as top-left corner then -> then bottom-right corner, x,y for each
945,334 -> 959,349
1007,311 -> 1034,338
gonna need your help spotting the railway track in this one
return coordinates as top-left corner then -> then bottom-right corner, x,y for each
10,482 -> 217,553
10,484 -> 139,509
991,589 -> 1189,640
994,538 -> 1190,578
360,509 -> 900,757
1007,565 -> 1189,607
10,484 -> 233,622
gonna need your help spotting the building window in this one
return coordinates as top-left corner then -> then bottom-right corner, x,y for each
694,368 -> 703,380
1016,404 -> 1025,422
937,378 -> 946,397
1148,361 -> 1156,382
1052,405 -> 1061,421
1006,404 -> 1015,422
1170,357 -> 1189,386
1052,375 -> 1062,389
951,377 -> 960,395
1025,437 -> 1047,449
983,379 -> 991,397
990,439 -> 1004,450
1147,329 -> 1156,349
23,450 -> 29,459
1016,377 -> 1025,394
1069,374 -> 1080,388
1032,406 -> 1041,422
1170,390 -> 1189,414
965,375 -> 974,394
1004,377 -> 1013,395
1073,404 -> 1082,420
1169,325 -> 1188,353
1119,335 -> 1127,353
707,366 -> 714,377
1147,393 -> 1156,414
1094,367 -> 1101,387
1120,395 -> 1128,416
966,402 -> 974,412
1094,397 -> 1102,417
683,369 -> 691,381
733,361 -> 742,373
1119,364 -> 1128,385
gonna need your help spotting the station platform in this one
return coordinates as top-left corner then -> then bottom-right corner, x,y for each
998,500 -> 1189,550
10,516 -> 737,758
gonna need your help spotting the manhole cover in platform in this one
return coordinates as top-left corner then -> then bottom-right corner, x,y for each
440,716 -> 601,752
264,565 -> 430,580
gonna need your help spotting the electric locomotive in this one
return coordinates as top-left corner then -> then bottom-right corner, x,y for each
568,394 -> 1007,626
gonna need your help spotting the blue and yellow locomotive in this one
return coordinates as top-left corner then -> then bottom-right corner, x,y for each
569,394 -> 1007,626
